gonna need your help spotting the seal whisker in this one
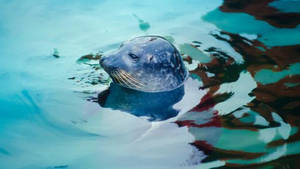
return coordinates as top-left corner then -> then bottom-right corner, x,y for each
120,73 -> 142,89
119,70 -> 145,87
117,70 -> 143,89
112,71 -> 123,85
114,70 -> 135,89
119,71 -> 144,89
112,71 -> 122,84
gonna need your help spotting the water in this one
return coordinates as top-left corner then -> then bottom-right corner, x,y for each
0,0 -> 299,169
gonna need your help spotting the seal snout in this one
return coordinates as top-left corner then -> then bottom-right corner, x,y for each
99,57 -> 105,67
99,57 -> 109,69
99,56 -> 117,73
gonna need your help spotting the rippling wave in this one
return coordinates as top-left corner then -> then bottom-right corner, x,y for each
0,0 -> 299,169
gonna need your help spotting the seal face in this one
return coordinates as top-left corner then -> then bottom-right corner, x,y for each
99,35 -> 188,92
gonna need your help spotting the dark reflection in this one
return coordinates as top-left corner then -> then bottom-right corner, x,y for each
98,83 -> 184,121
177,29 -> 300,168
220,0 -> 300,28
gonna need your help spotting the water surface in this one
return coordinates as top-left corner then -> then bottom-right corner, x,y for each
0,0 -> 299,169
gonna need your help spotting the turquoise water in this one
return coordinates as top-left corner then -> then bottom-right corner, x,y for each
1,0 -> 300,169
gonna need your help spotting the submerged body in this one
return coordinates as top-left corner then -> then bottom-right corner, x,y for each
98,83 -> 184,121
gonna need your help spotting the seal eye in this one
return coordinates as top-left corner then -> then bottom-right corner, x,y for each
128,53 -> 139,61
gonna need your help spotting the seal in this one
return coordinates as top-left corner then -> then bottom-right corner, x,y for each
97,35 -> 189,120
99,35 -> 188,92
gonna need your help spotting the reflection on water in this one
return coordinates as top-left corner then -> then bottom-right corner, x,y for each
98,83 -> 185,121
0,0 -> 299,169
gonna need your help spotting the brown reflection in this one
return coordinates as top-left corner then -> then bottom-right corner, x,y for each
210,31 -> 300,124
221,154 -> 300,169
177,28 -> 300,167
220,0 -> 300,28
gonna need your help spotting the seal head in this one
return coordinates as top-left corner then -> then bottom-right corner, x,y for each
100,35 -> 188,92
